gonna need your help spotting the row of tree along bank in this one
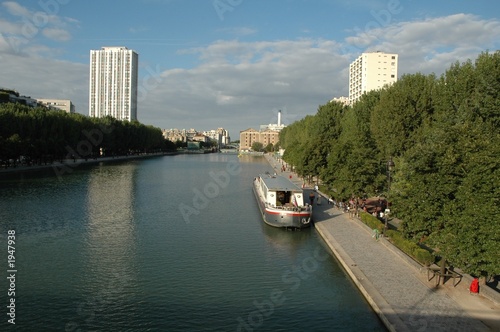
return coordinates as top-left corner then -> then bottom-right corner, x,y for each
279,51 -> 500,279
0,103 -> 177,167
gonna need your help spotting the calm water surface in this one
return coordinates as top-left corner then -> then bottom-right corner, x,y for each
0,154 -> 385,331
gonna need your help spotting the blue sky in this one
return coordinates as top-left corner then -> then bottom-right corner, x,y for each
1,0 -> 500,138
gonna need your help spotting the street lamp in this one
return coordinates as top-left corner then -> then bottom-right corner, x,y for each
384,157 -> 395,236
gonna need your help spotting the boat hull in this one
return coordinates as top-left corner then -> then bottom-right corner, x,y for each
253,178 -> 312,228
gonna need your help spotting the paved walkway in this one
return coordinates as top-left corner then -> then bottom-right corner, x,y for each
314,204 -> 500,331
264,154 -> 500,331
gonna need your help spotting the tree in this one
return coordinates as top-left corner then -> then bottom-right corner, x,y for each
370,73 -> 436,158
394,52 -> 500,277
251,141 -> 263,152
325,92 -> 380,199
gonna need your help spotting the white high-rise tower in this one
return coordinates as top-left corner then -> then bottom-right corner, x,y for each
89,46 -> 138,121
349,51 -> 398,104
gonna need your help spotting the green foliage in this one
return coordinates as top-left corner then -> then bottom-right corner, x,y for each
278,51 -> 500,277
0,103 -> 174,164
326,92 -> 381,198
264,143 -> 274,152
386,230 -> 434,266
251,141 -> 264,152
359,212 -> 384,232
371,73 -> 436,157
280,102 -> 345,183
0,92 -> 9,103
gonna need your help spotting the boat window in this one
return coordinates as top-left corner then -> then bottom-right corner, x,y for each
277,191 -> 285,205
276,191 -> 292,206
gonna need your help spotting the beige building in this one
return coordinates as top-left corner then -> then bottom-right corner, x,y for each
37,99 -> 75,113
239,128 -> 280,151
349,51 -> 398,104
162,128 -> 189,142
240,110 -> 285,151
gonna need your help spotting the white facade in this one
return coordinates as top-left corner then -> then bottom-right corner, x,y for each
37,99 -> 75,113
259,110 -> 286,132
203,128 -> 231,147
89,46 -> 138,121
349,51 -> 398,104
330,96 -> 350,106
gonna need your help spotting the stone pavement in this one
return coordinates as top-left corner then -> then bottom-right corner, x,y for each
313,202 -> 500,331
263,154 -> 500,331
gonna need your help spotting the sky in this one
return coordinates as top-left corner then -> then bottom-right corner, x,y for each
0,0 -> 499,139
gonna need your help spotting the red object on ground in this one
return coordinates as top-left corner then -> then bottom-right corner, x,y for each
469,278 -> 479,293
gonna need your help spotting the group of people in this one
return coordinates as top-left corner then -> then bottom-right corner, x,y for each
325,196 -> 362,218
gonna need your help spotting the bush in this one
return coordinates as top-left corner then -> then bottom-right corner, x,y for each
357,213 -> 435,266
386,230 -> 434,266
359,212 -> 384,232
414,248 -> 434,266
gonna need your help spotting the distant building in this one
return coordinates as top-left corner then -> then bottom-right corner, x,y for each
89,46 -> 138,121
330,96 -> 350,106
192,134 -> 209,143
240,110 -> 285,151
162,128 -> 187,143
239,128 -> 280,151
0,88 -> 37,107
204,128 -> 230,148
37,99 -> 75,113
163,127 -> 230,149
259,110 -> 286,132
349,51 -> 398,104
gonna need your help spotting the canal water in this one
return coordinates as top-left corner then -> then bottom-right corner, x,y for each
0,154 -> 385,331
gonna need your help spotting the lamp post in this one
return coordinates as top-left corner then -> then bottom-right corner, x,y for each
384,157 -> 395,236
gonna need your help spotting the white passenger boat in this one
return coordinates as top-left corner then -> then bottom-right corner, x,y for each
253,173 -> 312,228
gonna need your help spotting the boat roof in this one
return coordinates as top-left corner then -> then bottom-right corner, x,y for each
258,174 -> 303,192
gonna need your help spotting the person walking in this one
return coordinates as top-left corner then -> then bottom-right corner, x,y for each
309,192 -> 315,205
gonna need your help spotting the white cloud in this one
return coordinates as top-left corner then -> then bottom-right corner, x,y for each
139,14 -> 500,135
2,1 -> 31,18
346,13 -> 500,74
0,53 -> 88,111
42,27 -> 71,41
0,13 -> 499,138
137,38 -> 349,135
0,1 -> 78,55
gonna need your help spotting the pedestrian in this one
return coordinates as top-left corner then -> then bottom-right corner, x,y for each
309,192 -> 315,205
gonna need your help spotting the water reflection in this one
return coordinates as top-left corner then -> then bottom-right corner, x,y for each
82,163 -> 138,314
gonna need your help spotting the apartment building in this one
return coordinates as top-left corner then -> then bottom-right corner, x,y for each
349,51 -> 398,104
37,99 -> 75,113
89,46 -> 138,121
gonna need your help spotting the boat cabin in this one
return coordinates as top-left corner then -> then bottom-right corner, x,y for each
258,175 -> 305,208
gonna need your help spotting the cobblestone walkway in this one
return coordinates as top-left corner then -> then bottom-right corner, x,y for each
313,204 -> 491,332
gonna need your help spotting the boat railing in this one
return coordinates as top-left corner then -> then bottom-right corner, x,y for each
265,202 -> 311,212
